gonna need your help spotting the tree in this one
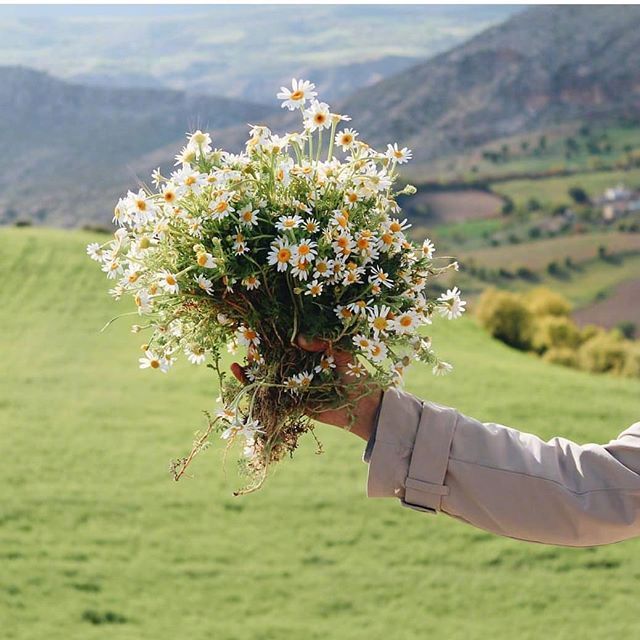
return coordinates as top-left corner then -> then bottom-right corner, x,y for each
568,186 -> 589,204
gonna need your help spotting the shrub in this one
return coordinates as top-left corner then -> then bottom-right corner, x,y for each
621,343 -> 640,378
542,347 -> 579,369
525,287 -> 572,317
568,186 -> 589,204
532,316 -> 582,353
475,288 -> 532,350
578,332 -> 627,374
617,321 -> 637,340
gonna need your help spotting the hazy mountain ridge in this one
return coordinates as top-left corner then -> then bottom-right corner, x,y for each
0,5 -> 516,103
0,66 -> 275,226
340,5 -> 640,161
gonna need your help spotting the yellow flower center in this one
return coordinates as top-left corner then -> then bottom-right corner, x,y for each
150,360 -> 160,369
394,150 -> 404,158
348,192 -> 358,203
373,317 -> 388,331
298,244 -> 310,256
290,90 -> 304,101
357,238 -> 370,250
215,201 -> 229,213
185,176 -> 196,186
136,200 -> 147,211
164,191 -> 175,202
390,222 -> 401,232
166,275 -> 176,286
341,134 -> 353,145
278,248 -> 291,262
197,254 -> 208,266
400,316 -> 412,327
314,113 -> 327,125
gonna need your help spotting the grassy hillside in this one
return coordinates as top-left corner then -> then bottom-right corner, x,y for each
2,228 -> 640,640
493,168 -> 640,208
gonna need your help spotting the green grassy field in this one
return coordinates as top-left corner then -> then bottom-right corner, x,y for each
2,227 -> 640,640
492,168 -> 640,208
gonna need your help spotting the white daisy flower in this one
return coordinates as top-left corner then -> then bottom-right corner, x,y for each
332,233 -> 354,258
386,143 -> 413,164
314,355 -> 336,374
86,243 -> 103,262
437,287 -> 466,320
134,290 -> 152,314
346,361 -> 367,378
293,370 -> 314,388
237,325 -> 261,347
305,280 -> 324,297
369,305 -> 393,336
275,214 -> 303,231
188,130 -> 212,155
185,345 -> 206,365
387,218 -> 412,234
421,238 -> 435,259
242,275 -> 261,290
174,145 -> 197,166
292,239 -> 317,264
139,350 -> 169,373
238,204 -> 259,226
369,267 -> 394,289
353,334 -> 373,352
346,299 -> 371,316
277,78 -> 317,111
157,270 -> 180,294
267,238 -> 294,272
291,258 -> 311,281
335,128 -> 358,151
368,340 -> 388,362
195,251 -> 216,268
433,361 -> 453,376
209,196 -> 234,221
304,100 -> 332,132
335,305 -> 354,322
194,274 -> 214,295
313,258 -> 333,279
304,219 -> 320,234
394,310 -> 420,335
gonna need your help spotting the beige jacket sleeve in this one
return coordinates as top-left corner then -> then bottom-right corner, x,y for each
367,388 -> 640,547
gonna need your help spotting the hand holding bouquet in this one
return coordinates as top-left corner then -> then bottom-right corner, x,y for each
88,78 -> 465,494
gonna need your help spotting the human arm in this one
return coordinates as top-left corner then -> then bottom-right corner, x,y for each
371,387 -> 640,547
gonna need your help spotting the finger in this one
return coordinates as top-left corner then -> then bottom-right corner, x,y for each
230,362 -> 249,385
296,334 -> 330,352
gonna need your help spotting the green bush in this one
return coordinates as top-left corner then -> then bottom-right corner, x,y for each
621,343 -> 640,378
578,332 -> 627,374
532,316 -> 583,353
525,287 -> 572,317
542,347 -> 579,369
475,288 -> 532,350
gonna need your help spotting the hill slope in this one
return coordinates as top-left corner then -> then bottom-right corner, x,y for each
2,227 -> 640,639
342,5 -> 640,161
0,66 -> 274,226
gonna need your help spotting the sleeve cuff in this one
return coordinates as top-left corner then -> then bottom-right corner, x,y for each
366,388 -> 423,498
366,388 -> 459,513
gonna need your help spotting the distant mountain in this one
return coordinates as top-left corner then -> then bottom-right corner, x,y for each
340,5 -> 640,162
0,66 -> 274,226
0,5 -> 516,103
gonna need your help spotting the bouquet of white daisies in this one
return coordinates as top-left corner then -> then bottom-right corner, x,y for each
88,78 -> 465,493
